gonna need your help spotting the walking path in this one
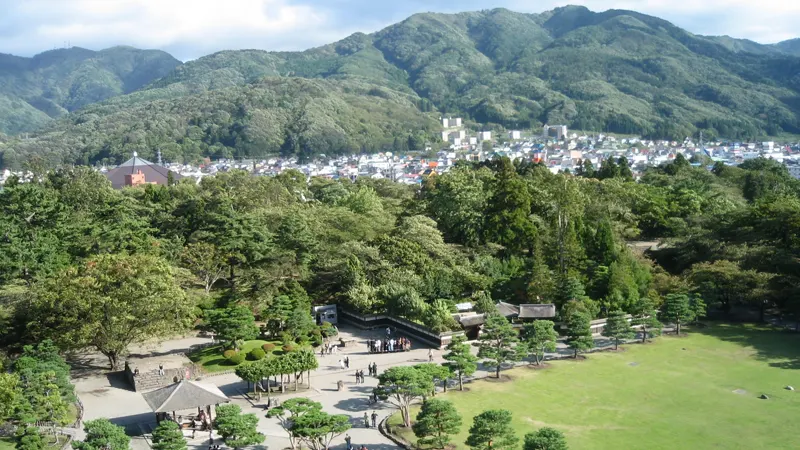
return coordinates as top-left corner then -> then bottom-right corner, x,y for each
71,325 -> 655,450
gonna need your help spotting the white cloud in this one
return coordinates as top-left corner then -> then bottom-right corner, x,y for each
0,0 -> 799,60
0,0 -> 328,60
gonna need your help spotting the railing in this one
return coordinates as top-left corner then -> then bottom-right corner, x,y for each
338,308 -> 465,348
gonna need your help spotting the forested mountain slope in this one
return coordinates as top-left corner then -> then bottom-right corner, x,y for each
4,5 -> 800,167
0,46 -> 180,134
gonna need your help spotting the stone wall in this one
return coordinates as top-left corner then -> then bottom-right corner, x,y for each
124,362 -> 197,392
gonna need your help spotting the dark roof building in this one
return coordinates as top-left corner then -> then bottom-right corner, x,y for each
518,304 -> 557,320
495,301 -> 520,319
105,153 -> 181,189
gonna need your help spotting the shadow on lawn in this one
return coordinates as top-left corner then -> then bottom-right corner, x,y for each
694,322 -> 800,370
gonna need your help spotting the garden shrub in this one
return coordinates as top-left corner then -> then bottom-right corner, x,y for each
248,347 -> 266,361
222,349 -> 237,359
228,352 -> 246,365
262,343 -> 276,352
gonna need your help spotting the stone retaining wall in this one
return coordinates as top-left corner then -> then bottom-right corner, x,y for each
124,361 -> 197,392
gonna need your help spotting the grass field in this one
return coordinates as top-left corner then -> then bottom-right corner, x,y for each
389,323 -> 800,450
187,340 -> 271,373
0,437 -> 13,450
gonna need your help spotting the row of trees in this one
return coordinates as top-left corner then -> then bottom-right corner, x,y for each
235,349 -> 319,396
412,399 -> 568,450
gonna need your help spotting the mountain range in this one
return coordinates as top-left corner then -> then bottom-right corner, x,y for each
2,5 -> 800,168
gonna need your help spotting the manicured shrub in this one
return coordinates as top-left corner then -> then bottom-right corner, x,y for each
223,349 -> 237,359
262,343 -> 276,352
311,329 -> 323,347
248,347 -> 266,361
228,352 -> 246,365
282,344 -> 296,353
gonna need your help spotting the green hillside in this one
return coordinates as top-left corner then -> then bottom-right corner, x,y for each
0,46 -> 180,134
4,6 -> 800,166
1,77 -> 439,168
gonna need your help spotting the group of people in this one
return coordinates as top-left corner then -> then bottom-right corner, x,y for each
367,337 -> 410,353
353,369 -> 366,383
338,356 -> 350,370
362,411 -> 379,428
320,341 -> 339,355
344,435 -> 370,450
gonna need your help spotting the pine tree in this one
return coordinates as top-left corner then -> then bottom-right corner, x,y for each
413,399 -> 462,449
661,293 -> 694,335
523,427 -> 568,450
565,311 -> 594,358
477,313 -> 520,378
465,409 -> 518,450
602,310 -> 634,350
632,299 -> 662,343
520,320 -> 558,365
617,157 -> 634,181
152,421 -> 187,450
442,335 -> 478,390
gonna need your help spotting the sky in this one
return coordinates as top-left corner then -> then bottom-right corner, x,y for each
1,0 -> 799,61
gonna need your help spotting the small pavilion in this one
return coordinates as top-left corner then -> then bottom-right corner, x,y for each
142,380 -> 230,428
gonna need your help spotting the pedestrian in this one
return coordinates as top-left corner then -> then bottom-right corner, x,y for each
360,370 -> 364,383
360,446 -> 368,450
371,411 -> 378,428
158,363 -> 165,376
345,356 -> 350,369
345,434 -> 352,450
339,359 -> 345,370
372,362 -> 378,376
386,326 -> 391,337
428,349 -> 434,362
364,412 -> 369,428
355,370 -> 360,384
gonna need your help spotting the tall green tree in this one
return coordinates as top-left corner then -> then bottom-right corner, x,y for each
520,320 -> 558,365
152,421 -> 187,450
30,254 -> 192,369
632,299 -> 662,343
267,398 -> 322,450
465,409 -> 518,450
565,311 -> 594,358
602,310 -> 634,350
181,242 -> 227,293
214,404 -> 265,450
477,313 -> 520,378
205,307 -> 259,348
375,366 -> 435,427
442,335 -> 478,391
413,399 -> 462,449
72,419 -> 130,450
523,427 -> 568,450
291,410 -> 351,450
0,372 -> 21,421
661,293 -> 694,335
484,158 -> 536,254
15,427 -> 45,450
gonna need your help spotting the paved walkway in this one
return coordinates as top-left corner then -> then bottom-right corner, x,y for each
71,325 -> 653,450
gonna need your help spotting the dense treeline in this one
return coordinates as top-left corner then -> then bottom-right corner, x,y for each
0,78 -> 439,169
1,154 -> 798,369
5,6 -> 800,166
0,46 -> 180,134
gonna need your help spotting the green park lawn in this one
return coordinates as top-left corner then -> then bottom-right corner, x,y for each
389,323 -> 800,450
188,340 -> 270,373
0,437 -> 13,450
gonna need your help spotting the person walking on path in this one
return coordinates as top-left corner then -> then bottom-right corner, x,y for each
372,362 -> 378,377
345,356 -> 350,369
345,434 -> 352,450
339,359 -> 345,370
354,370 -> 360,384
363,412 -> 369,428
428,349 -> 434,362
371,411 -> 378,428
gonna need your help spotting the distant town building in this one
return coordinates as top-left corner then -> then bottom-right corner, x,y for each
442,117 -> 462,128
105,152 -> 181,189
543,124 -> 568,140
478,131 -> 492,141
509,130 -> 521,140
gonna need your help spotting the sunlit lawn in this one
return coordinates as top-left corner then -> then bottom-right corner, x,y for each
389,323 -> 800,450
187,340 -> 270,373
